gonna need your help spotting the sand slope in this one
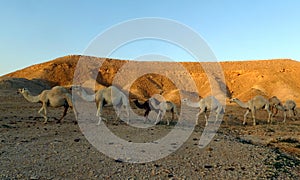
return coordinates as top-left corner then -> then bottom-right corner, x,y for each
2,55 -> 300,104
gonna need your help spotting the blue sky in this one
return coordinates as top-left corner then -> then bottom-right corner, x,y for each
0,0 -> 300,75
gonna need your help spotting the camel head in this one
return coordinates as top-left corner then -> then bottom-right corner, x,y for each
182,98 -> 188,103
17,88 -> 29,95
71,85 -> 83,95
229,98 -> 238,103
70,85 -> 81,91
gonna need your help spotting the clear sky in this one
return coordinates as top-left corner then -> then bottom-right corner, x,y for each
1,0 -> 300,75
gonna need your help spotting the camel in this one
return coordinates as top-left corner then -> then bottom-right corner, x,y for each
133,99 -> 151,121
284,100 -> 297,120
133,99 -> 179,124
182,96 -> 224,126
269,96 -> 286,122
72,85 -> 130,125
230,95 -> 272,126
18,86 -> 78,124
145,98 -> 179,125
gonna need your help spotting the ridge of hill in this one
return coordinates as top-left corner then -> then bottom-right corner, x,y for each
1,55 -> 300,104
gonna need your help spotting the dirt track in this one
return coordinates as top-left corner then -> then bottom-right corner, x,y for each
1,89 -> 300,179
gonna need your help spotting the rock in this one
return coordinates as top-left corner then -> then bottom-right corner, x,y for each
30,175 -> 39,180
115,158 -> 123,163
204,165 -> 213,169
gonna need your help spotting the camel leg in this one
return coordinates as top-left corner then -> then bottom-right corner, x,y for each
197,108 -> 206,125
215,112 -> 220,124
272,107 -> 278,117
71,106 -> 78,124
116,105 -> 130,124
97,117 -> 102,126
155,109 -> 165,125
57,106 -> 68,124
243,109 -> 250,125
39,103 -> 48,124
288,110 -> 292,118
204,113 -> 208,126
195,112 -> 201,126
43,106 -> 48,124
171,109 -> 175,121
65,95 -> 77,124
293,108 -> 297,117
115,107 -> 121,118
125,106 -> 130,124
162,110 -> 166,125
195,117 -> 199,126
97,115 -> 106,124
96,105 -> 102,125
251,109 -> 256,126
283,110 -> 287,123
267,109 -> 272,124
144,109 -> 151,123
155,111 -> 161,125
96,100 -> 106,125
97,100 -> 106,125
96,109 -> 100,119
38,105 -> 48,123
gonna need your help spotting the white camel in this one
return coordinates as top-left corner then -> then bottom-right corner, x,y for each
182,96 -> 224,126
269,96 -> 286,122
230,95 -> 272,126
72,85 -> 130,125
284,100 -> 297,120
148,97 -> 179,125
18,86 -> 78,124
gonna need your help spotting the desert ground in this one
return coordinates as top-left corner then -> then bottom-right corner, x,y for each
1,56 -> 300,179
0,88 -> 299,179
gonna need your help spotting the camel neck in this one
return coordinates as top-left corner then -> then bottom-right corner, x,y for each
233,99 -> 248,108
134,100 -> 145,108
276,104 -> 285,111
76,89 -> 96,102
149,99 -> 160,109
184,100 -> 200,108
22,91 -> 40,103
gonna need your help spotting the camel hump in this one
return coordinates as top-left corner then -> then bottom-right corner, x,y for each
253,95 -> 268,102
51,86 -> 69,94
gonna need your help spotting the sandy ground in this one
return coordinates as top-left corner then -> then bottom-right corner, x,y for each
1,89 -> 300,179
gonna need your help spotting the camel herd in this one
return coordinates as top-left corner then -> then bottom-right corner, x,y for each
17,85 -> 297,126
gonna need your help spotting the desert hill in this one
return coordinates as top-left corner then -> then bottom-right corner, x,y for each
1,55 -> 300,104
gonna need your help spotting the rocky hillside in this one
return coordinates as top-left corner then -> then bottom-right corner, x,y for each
1,55 -> 300,104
